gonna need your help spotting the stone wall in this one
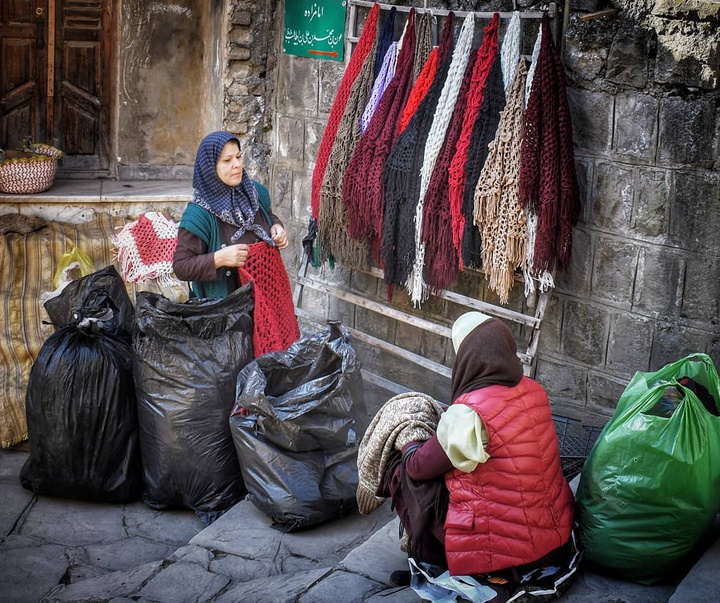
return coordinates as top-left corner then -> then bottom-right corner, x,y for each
229,0 -> 720,425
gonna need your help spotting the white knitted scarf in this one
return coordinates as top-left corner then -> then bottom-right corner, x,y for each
408,13 -> 476,306
501,11 -> 522,93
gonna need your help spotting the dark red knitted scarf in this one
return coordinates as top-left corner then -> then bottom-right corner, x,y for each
518,15 -> 580,273
239,243 -> 300,357
381,13 -> 456,292
310,4 -> 379,220
448,15 -> 500,270
343,9 -> 417,264
419,50 -> 478,293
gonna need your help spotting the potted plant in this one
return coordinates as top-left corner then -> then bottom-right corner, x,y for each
0,136 -> 63,194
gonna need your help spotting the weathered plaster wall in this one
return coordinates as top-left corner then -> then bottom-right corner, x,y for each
229,0 -> 720,424
117,0 -> 225,179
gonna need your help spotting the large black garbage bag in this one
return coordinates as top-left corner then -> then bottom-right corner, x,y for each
133,285 -> 254,514
230,321 -> 367,532
44,264 -> 135,332
20,269 -> 140,502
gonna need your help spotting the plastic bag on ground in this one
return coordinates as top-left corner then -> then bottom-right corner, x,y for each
20,267 -> 140,502
575,353 -> 720,583
230,321 -> 367,532
133,285 -> 254,514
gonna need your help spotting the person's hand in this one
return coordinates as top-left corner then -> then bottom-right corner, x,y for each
214,243 -> 249,268
271,224 -> 289,249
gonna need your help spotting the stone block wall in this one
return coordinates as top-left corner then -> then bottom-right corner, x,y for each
225,0 -> 720,425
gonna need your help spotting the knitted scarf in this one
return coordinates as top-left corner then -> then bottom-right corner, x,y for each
373,6 -> 396,83
238,243 -> 300,357
311,3 -> 379,220
356,391 -> 445,515
448,15 -> 500,269
317,30 -> 378,267
381,13 -> 456,291
518,15 -> 580,276
474,59 -> 529,304
361,41 -> 398,135
460,52 -> 507,269
344,10 -> 417,265
398,46 -> 439,135
408,13 -> 476,306
500,11 -> 522,93
418,51 -> 478,295
412,11 -> 433,85
192,131 -> 273,246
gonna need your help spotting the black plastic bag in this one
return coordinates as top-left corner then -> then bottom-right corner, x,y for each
230,321 -> 367,532
133,285 -> 254,514
21,268 -> 140,502
44,264 -> 135,333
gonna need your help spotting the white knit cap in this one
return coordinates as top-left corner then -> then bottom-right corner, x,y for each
451,311 -> 492,353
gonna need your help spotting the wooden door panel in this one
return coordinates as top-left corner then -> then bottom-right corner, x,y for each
0,1 -> 45,150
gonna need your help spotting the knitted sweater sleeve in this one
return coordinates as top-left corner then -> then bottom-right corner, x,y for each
403,434 -> 455,481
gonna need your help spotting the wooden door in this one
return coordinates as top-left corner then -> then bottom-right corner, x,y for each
0,0 -> 47,150
0,0 -> 114,176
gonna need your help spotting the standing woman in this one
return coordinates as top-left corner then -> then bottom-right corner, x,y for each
174,130 -> 299,355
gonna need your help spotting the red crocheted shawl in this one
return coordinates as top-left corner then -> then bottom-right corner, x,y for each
239,243 -> 300,357
343,9 -> 417,263
447,14 -> 500,269
310,4 -> 379,220
518,15 -> 580,273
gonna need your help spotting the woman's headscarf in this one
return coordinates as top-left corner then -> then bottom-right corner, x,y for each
191,130 -> 273,245
450,316 -> 524,402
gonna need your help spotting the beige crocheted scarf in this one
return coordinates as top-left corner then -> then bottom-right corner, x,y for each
474,58 -> 528,304
356,391 -> 445,515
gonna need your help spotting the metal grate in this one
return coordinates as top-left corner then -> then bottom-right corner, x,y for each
552,415 -> 603,481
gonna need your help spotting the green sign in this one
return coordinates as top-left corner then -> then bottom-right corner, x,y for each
284,1 -> 346,61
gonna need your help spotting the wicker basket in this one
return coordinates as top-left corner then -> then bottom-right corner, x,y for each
0,144 -> 63,194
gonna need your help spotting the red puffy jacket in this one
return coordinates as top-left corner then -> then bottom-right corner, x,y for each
444,377 -> 573,575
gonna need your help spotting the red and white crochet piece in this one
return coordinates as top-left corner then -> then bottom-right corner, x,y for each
112,212 -> 180,286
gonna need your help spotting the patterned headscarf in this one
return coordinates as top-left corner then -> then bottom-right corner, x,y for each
191,130 -> 273,245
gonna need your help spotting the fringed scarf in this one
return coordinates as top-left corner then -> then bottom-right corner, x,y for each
408,13 -> 476,306
518,15 -> 580,277
239,243 -> 300,357
474,59 -> 529,304
317,31 -> 378,267
311,4 -> 379,220
418,51 -> 478,296
448,15 -> 500,269
381,13 -> 456,292
459,51 -> 507,269
344,10 -> 417,265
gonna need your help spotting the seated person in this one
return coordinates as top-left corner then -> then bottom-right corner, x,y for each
384,312 -> 578,602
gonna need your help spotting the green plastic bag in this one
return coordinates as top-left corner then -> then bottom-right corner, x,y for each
575,353 -> 720,583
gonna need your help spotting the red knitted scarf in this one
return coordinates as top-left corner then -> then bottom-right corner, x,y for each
448,15 -> 500,270
398,46 -> 439,135
343,9 -> 417,264
311,4 -> 379,220
239,243 -> 300,357
419,50 -> 478,293
518,15 -> 580,273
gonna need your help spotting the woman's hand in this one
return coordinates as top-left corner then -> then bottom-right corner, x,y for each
214,243 -> 249,268
271,224 -> 289,249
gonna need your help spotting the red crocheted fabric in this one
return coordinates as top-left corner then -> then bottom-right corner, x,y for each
420,49 -> 478,293
343,9 -> 417,263
398,46 -> 439,135
518,15 -> 580,273
239,243 -> 300,357
447,15 -> 500,269
310,3 -> 379,220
